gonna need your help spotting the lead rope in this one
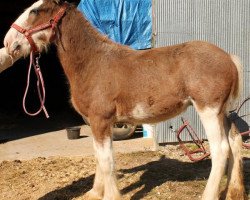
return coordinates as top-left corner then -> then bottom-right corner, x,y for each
22,51 -> 49,118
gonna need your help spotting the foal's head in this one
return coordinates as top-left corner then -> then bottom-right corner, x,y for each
4,0 -> 66,57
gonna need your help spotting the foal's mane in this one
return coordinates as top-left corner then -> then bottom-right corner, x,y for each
59,2 -> 122,48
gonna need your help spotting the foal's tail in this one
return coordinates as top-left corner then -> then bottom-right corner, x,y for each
227,54 -> 243,112
225,55 -> 247,200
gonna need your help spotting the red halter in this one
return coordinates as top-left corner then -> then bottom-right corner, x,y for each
11,2 -> 68,53
10,3 -> 68,118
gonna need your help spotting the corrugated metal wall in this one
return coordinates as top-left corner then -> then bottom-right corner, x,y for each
153,0 -> 250,143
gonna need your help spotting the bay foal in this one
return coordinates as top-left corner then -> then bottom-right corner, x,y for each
3,1 -> 246,199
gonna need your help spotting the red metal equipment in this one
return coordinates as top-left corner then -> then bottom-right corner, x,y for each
241,131 -> 250,149
176,97 -> 250,162
176,117 -> 210,162
235,96 -> 250,149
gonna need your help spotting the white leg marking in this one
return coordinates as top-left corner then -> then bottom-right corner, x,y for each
87,161 -> 104,199
194,105 -> 229,200
226,123 -> 246,199
92,137 -> 120,200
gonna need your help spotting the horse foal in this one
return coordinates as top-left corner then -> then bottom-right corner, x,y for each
3,1 -> 247,199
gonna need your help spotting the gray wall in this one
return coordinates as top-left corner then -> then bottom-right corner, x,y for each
153,0 -> 250,143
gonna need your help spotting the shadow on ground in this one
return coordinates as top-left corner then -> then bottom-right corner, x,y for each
38,156 -> 210,200
37,155 -> 250,200
38,174 -> 95,200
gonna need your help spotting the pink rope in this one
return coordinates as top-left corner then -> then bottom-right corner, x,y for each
22,51 -> 49,118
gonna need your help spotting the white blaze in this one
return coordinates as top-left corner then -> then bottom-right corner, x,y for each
14,0 -> 44,28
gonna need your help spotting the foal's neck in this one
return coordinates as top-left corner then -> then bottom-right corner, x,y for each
55,6 -> 117,71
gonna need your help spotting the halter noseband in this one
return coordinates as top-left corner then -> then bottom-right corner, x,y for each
11,2 -> 68,53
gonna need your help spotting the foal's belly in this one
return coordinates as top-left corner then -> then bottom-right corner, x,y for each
117,98 -> 191,124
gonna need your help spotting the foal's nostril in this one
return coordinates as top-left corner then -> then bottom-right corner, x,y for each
13,41 -> 21,51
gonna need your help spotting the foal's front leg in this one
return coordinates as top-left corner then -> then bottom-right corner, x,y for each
87,117 -> 121,200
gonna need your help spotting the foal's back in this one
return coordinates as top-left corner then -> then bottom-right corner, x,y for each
111,40 -> 237,123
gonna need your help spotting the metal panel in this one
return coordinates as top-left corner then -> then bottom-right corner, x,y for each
153,0 -> 250,143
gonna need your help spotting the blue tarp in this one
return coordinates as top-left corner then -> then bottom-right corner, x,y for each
77,0 -> 152,50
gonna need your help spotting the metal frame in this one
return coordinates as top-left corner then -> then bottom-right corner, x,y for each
176,97 -> 250,162
176,117 -> 210,162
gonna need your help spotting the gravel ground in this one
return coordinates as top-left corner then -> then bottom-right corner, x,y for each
0,141 -> 249,200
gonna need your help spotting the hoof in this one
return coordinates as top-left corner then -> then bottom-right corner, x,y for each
86,189 -> 103,200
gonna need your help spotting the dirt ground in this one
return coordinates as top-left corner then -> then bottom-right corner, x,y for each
0,126 -> 249,200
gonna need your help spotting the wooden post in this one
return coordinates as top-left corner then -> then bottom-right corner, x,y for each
0,47 -> 20,73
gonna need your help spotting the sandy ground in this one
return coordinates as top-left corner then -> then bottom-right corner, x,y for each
0,125 -> 249,200
0,125 -> 155,161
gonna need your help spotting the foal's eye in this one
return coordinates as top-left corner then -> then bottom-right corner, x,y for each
30,8 -> 39,15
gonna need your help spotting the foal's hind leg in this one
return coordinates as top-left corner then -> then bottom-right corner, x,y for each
224,122 -> 247,200
87,116 -> 121,200
196,106 -> 230,200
